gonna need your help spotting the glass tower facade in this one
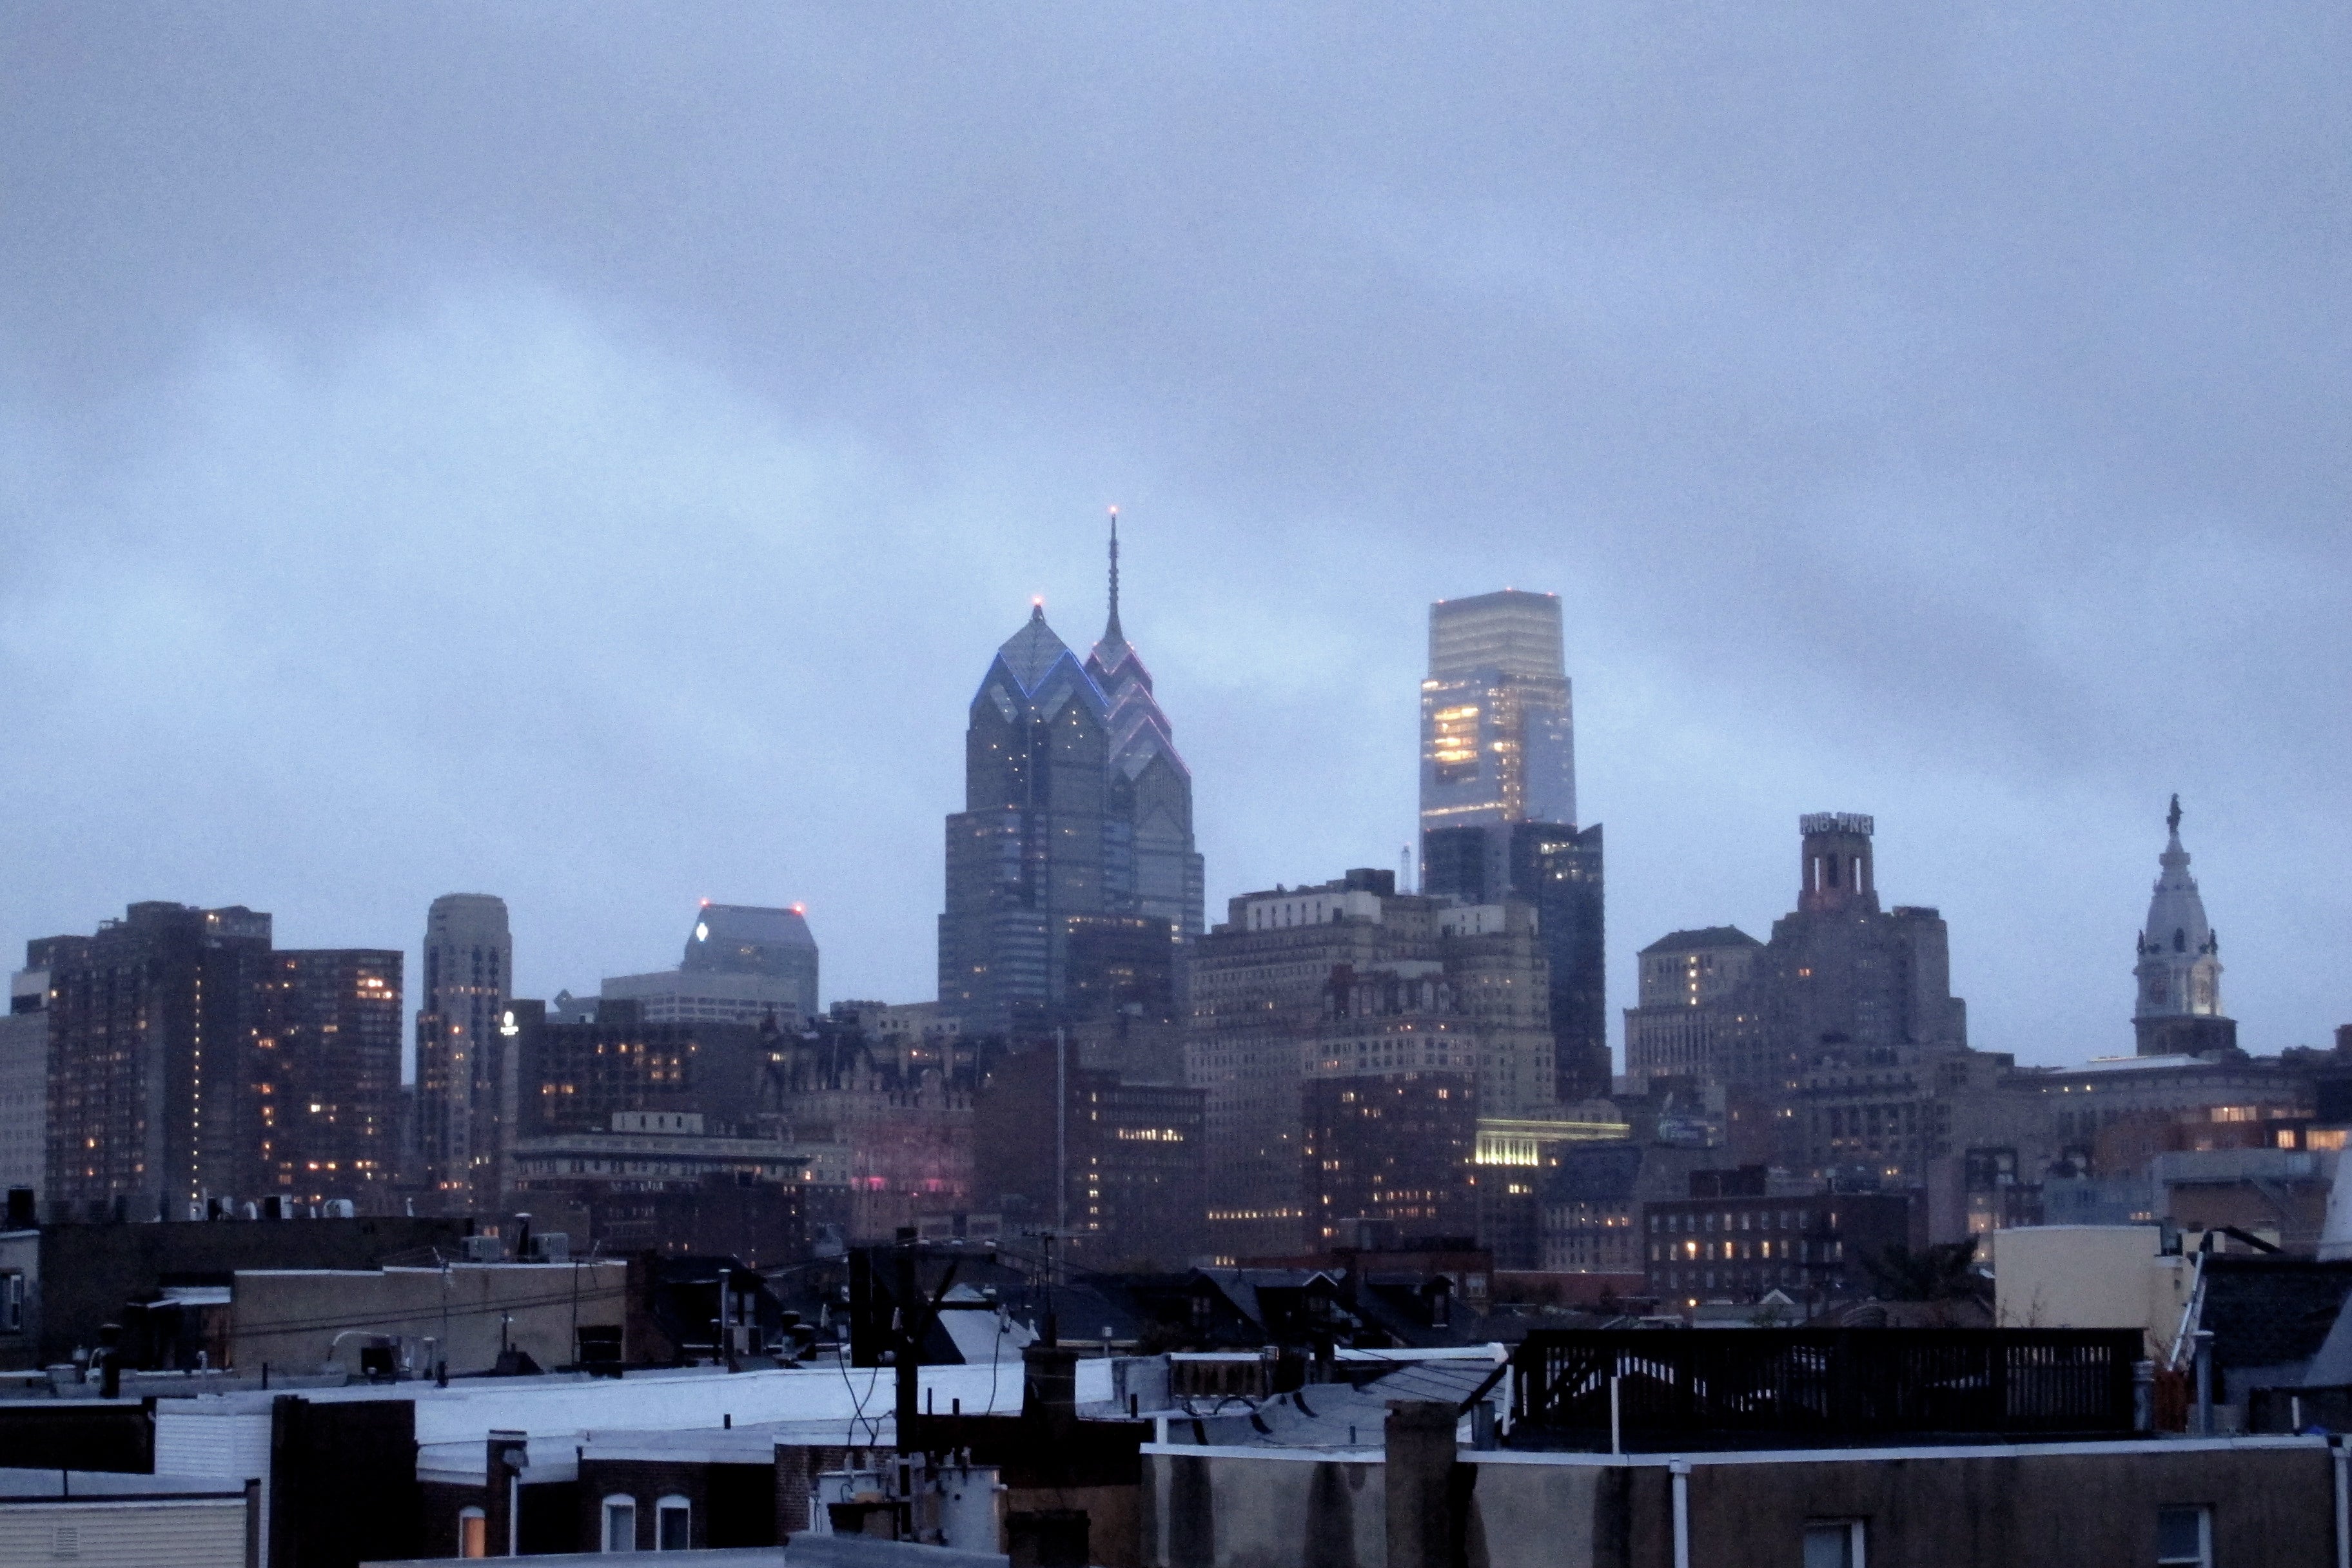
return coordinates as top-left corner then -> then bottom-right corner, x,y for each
681,902 -> 819,1023
1418,589 -> 1609,1101
1420,590 -> 1576,834
940,532 -> 1203,1036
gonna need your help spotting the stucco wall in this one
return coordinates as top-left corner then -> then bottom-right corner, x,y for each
1143,1450 -> 1386,1568
1148,1438 -> 2333,1568
1678,1444 -> 2333,1568
1990,1225 -> 2193,1360
1459,1460 -> 1609,1568
231,1259 -> 627,1373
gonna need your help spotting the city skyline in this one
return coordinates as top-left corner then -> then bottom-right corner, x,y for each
6,19 -> 2349,1558
3,8 -> 2347,1068
0,558 -> 2317,1077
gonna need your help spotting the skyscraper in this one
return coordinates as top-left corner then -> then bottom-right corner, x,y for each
1622,816 -> 1989,1184
1762,813 -> 1969,1077
413,893 -> 512,1209
2133,796 -> 2237,1057
1509,820 -> 1611,1101
1421,591 -> 1576,843
30,903 -> 404,1217
252,947 -> 404,1207
1085,521 -> 1204,943
0,970 -> 50,1197
1418,590 -> 1609,1099
939,520 -> 1202,1034
679,902 -> 819,1021
1622,926 -> 1764,1083
608,902 -> 818,1027
34,903 -> 275,1219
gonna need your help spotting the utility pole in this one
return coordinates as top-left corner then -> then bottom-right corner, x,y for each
884,1232 -> 959,1464
718,1266 -> 732,1362
894,1232 -> 920,1451
1055,1026 -> 1068,1243
1040,1231 -> 1059,1348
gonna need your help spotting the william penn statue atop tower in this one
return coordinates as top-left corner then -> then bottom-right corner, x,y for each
2132,796 -> 2237,1057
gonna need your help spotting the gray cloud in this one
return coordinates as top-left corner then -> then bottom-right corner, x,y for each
3,3 -> 2347,1067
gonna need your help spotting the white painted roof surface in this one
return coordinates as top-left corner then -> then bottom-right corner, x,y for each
153,1356 -> 1097,1450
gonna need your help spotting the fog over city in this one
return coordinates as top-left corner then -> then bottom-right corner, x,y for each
3,5 -> 2346,1070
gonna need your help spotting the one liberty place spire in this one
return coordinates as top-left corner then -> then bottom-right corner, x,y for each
1084,510 -> 1200,944
1104,505 -> 1124,647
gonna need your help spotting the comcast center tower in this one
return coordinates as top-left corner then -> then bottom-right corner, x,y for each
1420,589 -> 1609,1101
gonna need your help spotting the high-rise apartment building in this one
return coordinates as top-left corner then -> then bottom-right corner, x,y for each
1433,900 -> 1559,1117
252,948 -> 404,1206
30,903 -> 404,1217
503,997 -> 814,1258
509,999 -> 772,1139
939,524 -> 1202,1034
1188,870 -> 1430,1259
0,972 -> 51,1197
33,903 -> 275,1219
413,894 -> 512,1210
1418,591 -> 1609,1099
2133,796 -> 2237,1057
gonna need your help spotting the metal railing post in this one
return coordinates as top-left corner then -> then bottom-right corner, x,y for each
1669,1458 -> 1692,1568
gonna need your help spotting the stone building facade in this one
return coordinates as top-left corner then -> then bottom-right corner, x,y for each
1185,870 -> 1555,1260
1622,925 -> 1763,1085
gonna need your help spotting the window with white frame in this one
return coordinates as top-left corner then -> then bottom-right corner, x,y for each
1803,1519 -> 1867,1568
601,1494 -> 637,1553
0,1273 -> 22,1332
2157,1505 -> 2213,1568
456,1507 -> 486,1558
656,1495 -> 691,1551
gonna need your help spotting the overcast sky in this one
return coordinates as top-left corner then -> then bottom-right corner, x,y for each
4,5 -> 2347,1075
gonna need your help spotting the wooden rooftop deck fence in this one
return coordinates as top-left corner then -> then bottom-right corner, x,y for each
1509,1328 -> 2144,1448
